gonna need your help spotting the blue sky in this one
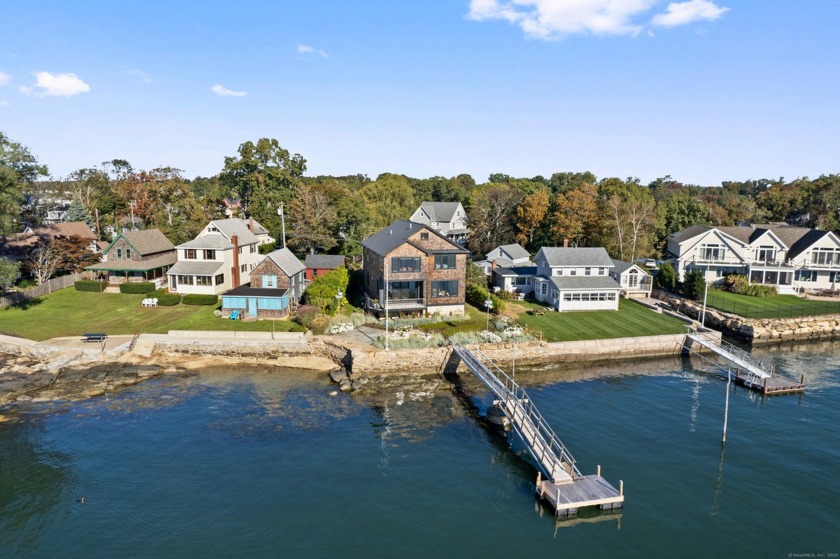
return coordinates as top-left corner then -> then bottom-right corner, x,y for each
1,1 -> 838,186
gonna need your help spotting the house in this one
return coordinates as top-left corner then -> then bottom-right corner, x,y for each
666,224 -> 840,294
532,247 -> 621,311
483,243 -> 538,297
1,221 -> 97,262
220,247 -> 305,319
251,247 -> 306,302
220,286 -> 290,320
409,201 -> 469,246
166,218 -> 274,295
85,228 -> 176,284
304,254 -> 346,282
609,259 -> 653,298
362,219 -> 469,315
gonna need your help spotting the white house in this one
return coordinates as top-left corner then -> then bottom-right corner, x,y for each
609,259 -> 653,298
484,243 -> 538,297
409,201 -> 468,245
667,224 -> 840,294
167,218 -> 274,295
532,247 -> 621,311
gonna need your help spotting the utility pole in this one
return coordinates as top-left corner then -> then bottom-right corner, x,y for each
701,263 -> 710,327
722,369 -> 731,445
385,261 -> 390,351
279,203 -> 287,248
129,200 -> 136,229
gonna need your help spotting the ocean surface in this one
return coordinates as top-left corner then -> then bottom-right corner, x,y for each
2,342 -> 839,558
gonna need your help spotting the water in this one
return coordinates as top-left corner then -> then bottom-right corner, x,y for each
2,346 -> 840,558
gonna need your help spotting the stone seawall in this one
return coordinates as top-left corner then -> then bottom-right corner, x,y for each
655,292 -> 840,344
348,333 -> 695,376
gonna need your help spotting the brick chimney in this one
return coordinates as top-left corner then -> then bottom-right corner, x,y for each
249,218 -> 254,233
231,235 -> 241,288
491,259 -> 497,271
563,238 -> 569,248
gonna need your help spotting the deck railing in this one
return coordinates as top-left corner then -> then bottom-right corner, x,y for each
453,344 -> 582,481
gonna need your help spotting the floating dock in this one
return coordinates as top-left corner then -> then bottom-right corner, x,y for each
451,345 -> 624,517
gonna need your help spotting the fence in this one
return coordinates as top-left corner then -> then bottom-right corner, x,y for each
706,293 -> 840,319
0,272 -> 83,308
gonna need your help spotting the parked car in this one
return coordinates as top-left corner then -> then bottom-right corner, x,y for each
644,259 -> 657,268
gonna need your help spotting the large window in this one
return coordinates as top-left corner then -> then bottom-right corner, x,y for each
811,248 -> 840,266
756,246 -> 776,263
204,249 -> 216,260
215,273 -> 225,285
515,276 -> 530,286
177,275 -> 194,285
562,292 -> 617,301
434,254 -> 456,270
796,270 -> 817,282
700,244 -> 725,261
388,281 -> 422,300
185,249 -> 197,260
431,280 -> 458,298
392,257 -> 421,273
196,276 -> 212,286
627,269 -> 639,288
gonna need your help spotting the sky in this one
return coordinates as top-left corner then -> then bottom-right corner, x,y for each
1,0 -> 838,186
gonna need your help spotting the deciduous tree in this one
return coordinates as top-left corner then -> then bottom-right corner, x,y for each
0,131 -> 48,234
466,182 -> 522,255
550,182 -> 599,247
516,188 -> 549,248
288,183 -> 338,254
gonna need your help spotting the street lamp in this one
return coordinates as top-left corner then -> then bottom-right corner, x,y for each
335,290 -> 343,316
484,298 -> 493,331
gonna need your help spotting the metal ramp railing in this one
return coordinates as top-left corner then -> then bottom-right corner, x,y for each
452,345 -> 581,483
687,331 -> 773,383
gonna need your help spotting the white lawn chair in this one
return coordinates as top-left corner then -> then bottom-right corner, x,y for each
151,298 -> 158,307
141,298 -> 150,307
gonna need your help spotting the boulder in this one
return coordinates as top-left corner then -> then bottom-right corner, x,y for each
329,370 -> 348,383
339,379 -> 352,392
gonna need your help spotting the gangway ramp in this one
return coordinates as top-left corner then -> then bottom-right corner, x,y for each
450,344 -> 624,516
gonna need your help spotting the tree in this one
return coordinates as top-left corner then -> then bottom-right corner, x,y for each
0,131 -> 49,234
599,180 -> 658,262
219,138 -> 307,236
50,235 -> 100,273
359,174 -> 416,231
656,262 -> 677,292
550,182 -> 599,247
466,260 -> 488,290
467,182 -> 522,255
27,242 -> 61,285
548,171 -> 597,194
288,183 -> 338,254
683,269 -> 706,301
66,201 -> 94,227
302,266 -> 349,314
516,188 -> 549,248
657,192 -> 710,239
0,257 -> 20,291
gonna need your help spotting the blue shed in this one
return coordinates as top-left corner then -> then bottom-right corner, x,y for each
221,286 -> 289,319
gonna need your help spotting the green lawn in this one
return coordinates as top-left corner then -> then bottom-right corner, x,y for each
515,298 -> 687,342
0,288 -> 301,341
705,290 -> 840,319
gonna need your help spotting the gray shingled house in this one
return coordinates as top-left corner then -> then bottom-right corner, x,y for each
86,229 -> 176,284
408,201 -> 468,245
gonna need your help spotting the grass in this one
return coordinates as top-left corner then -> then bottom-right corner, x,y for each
513,298 -> 687,342
704,290 -> 840,319
0,288 -> 301,341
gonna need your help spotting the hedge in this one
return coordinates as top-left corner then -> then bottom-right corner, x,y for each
182,294 -> 219,306
150,289 -> 181,306
75,280 -> 107,292
119,282 -> 156,294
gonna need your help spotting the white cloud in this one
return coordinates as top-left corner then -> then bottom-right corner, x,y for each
0,71 -> 10,85
128,68 -> 153,83
296,44 -> 329,58
467,0 -> 728,38
211,84 -> 248,97
652,0 -> 729,27
27,72 -> 91,96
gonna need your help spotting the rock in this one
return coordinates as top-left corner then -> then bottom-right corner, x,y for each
329,370 -> 348,383
355,375 -> 369,386
329,390 -> 338,396
339,379 -> 352,392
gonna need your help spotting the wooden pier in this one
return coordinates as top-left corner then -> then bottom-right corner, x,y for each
685,331 -> 804,394
451,345 -> 624,517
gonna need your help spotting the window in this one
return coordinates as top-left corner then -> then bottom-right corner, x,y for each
250,245 -> 256,253
215,273 -> 224,285
541,283 -> 547,295
431,280 -> 458,298
700,244 -> 725,261
796,269 -> 817,282
585,267 -> 592,276
392,257 -> 421,273
756,245 -> 776,263
185,249 -> 197,260
177,275 -> 194,285
116,248 -> 123,259
515,276 -> 529,286
262,275 -> 277,288
238,246 -> 243,254
570,269 -> 577,276
628,269 -> 639,288
562,291 -> 617,301
126,249 -> 132,259
434,254 -> 456,269
554,269 -> 562,276
241,264 -> 247,273
599,267 -> 606,275
196,276 -> 212,286
204,249 -> 216,260
420,232 -> 429,241
811,248 -> 840,266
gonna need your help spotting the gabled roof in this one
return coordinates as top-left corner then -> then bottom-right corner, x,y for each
167,261 -> 225,276
2,221 -> 96,251
669,225 -> 713,244
207,218 -> 261,245
787,229 -> 835,260
494,243 -> 530,261
495,265 -> 538,277
535,247 -> 614,268
86,252 -> 176,272
548,276 -> 622,291
418,201 -> 463,223
177,233 -> 232,250
265,247 -> 306,277
304,254 -> 346,270
362,219 -> 466,256
116,229 -> 175,255
610,259 -> 649,275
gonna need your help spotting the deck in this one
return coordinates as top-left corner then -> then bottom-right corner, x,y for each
537,474 -> 624,517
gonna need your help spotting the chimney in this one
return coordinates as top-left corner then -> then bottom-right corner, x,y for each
491,259 -> 497,271
249,218 -> 254,232
563,238 -> 569,248
231,235 -> 241,288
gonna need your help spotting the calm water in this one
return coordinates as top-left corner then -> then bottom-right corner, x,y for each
2,345 -> 839,558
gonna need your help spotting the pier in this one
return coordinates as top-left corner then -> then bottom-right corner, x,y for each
451,345 -> 624,517
684,330 -> 804,394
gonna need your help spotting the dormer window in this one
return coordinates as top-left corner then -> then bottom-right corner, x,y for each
420,232 -> 429,241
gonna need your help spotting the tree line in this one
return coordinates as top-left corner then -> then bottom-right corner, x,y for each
3,131 -> 840,271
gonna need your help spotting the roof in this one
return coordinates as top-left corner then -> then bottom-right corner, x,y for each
548,276 -> 622,291
222,286 -> 288,298
418,201 -> 462,223
535,247 -> 614,268
304,254 -> 346,270
86,252 -> 177,272
177,233 -> 232,250
496,243 -> 530,261
669,223 -> 833,260
495,265 -> 538,277
362,219 -> 467,256
669,225 -> 714,244
266,247 -> 306,276
1,221 -> 95,250
610,259 -> 648,275
167,261 -> 225,276
118,229 -> 176,255
207,218 -> 261,245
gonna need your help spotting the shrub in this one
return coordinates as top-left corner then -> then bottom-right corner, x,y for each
259,242 -> 276,255
119,282 -> 156,294
466,284 -> 504,314
75,280 -> 107,292
655,262 -> 677,291
723,274 -> 777,297
182,294 -> 218,306
682,270 -> 707,301
294,305 -> 320,330
150,289 -> 181,306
